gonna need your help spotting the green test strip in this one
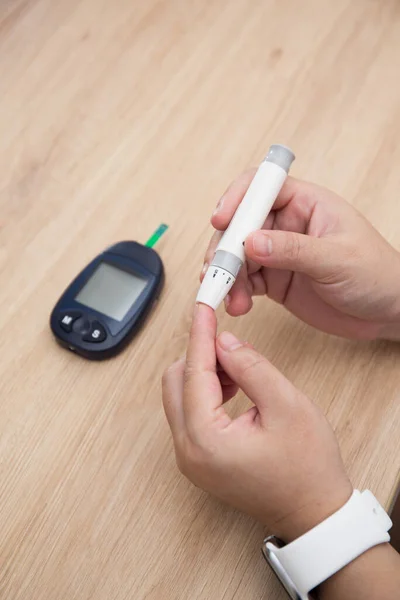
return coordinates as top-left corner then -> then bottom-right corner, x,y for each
145,224 -> 169,248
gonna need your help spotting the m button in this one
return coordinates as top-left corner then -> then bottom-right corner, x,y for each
59,311 -> 81,333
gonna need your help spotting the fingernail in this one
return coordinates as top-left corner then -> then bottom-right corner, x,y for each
218,331 -> 243,351
213,195 -> 225,216
252,233 -> 272,257
201,262 -> 208,277
224,293 -> 231,308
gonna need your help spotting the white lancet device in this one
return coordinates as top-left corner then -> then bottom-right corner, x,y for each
196,144 -> 295,310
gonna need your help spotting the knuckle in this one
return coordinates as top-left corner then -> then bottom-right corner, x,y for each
183,361 -> 195,383
284,234 -> 302,261
240,355 -> 266,377
162,359 -> 185,391
317,241 -> 359,284
183,359 -> 204,384
342,242 -> 362,262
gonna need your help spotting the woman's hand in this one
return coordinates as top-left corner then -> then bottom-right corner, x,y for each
203,174 -> 400,340
162,304 -> 353,542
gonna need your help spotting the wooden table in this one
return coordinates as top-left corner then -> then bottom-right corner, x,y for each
1,1 -> 400,598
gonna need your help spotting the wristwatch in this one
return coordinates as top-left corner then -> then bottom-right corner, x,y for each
262,490 -> 392,599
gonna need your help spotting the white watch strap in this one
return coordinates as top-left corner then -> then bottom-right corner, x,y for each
268,490 -> 392,596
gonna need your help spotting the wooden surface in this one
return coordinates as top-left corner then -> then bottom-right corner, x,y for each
1,1 -> 400,598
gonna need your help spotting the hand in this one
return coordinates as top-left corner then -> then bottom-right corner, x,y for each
162,304 -> 353,542
203,173 -> 400,340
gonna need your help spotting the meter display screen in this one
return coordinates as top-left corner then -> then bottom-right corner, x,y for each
75,262 -> 147,321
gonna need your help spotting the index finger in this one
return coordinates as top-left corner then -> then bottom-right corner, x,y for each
211,173 -> 315,232
211,168 -> 256,231
183,304 -> 228,429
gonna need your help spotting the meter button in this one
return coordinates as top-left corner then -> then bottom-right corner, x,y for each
59,311 -> 81,333
73,317 -> 91,334
82,322 -> 107,343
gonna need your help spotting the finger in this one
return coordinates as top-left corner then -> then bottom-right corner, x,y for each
212,175 -> 318,234
225,262 -> 253,317
186,304 -> 217,372
184,304 -> 228,428
162,358 -> 186,438
245,230 -> 339,280
216,331 -> 299,425
217,363 -> 238,393
249,271 -> 267,296
218,369 -> 235,386
211,169 -> 257,231
207,180 -> 275,281
246,211 -> 276,276
205,172 -> 278,281
212,173 -> 319,237
272,176 -> 322,212
262,199 -> 310,304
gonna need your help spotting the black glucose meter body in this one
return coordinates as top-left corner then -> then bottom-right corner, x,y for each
50,241 -> 164,360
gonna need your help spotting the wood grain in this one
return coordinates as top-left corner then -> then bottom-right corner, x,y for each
1,1 -> 400,598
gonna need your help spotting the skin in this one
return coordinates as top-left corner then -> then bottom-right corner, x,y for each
163,175 -> 400,598
163,305 -> 353,542
204,174 -> 400,341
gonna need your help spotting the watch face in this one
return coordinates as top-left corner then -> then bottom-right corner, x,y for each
262,537 -> 313,600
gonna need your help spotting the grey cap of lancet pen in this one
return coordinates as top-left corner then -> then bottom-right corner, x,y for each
265,144 -> 295,173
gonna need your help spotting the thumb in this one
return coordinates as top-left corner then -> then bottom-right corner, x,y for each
245,230 -> 339,279
216,331 -> 298,423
